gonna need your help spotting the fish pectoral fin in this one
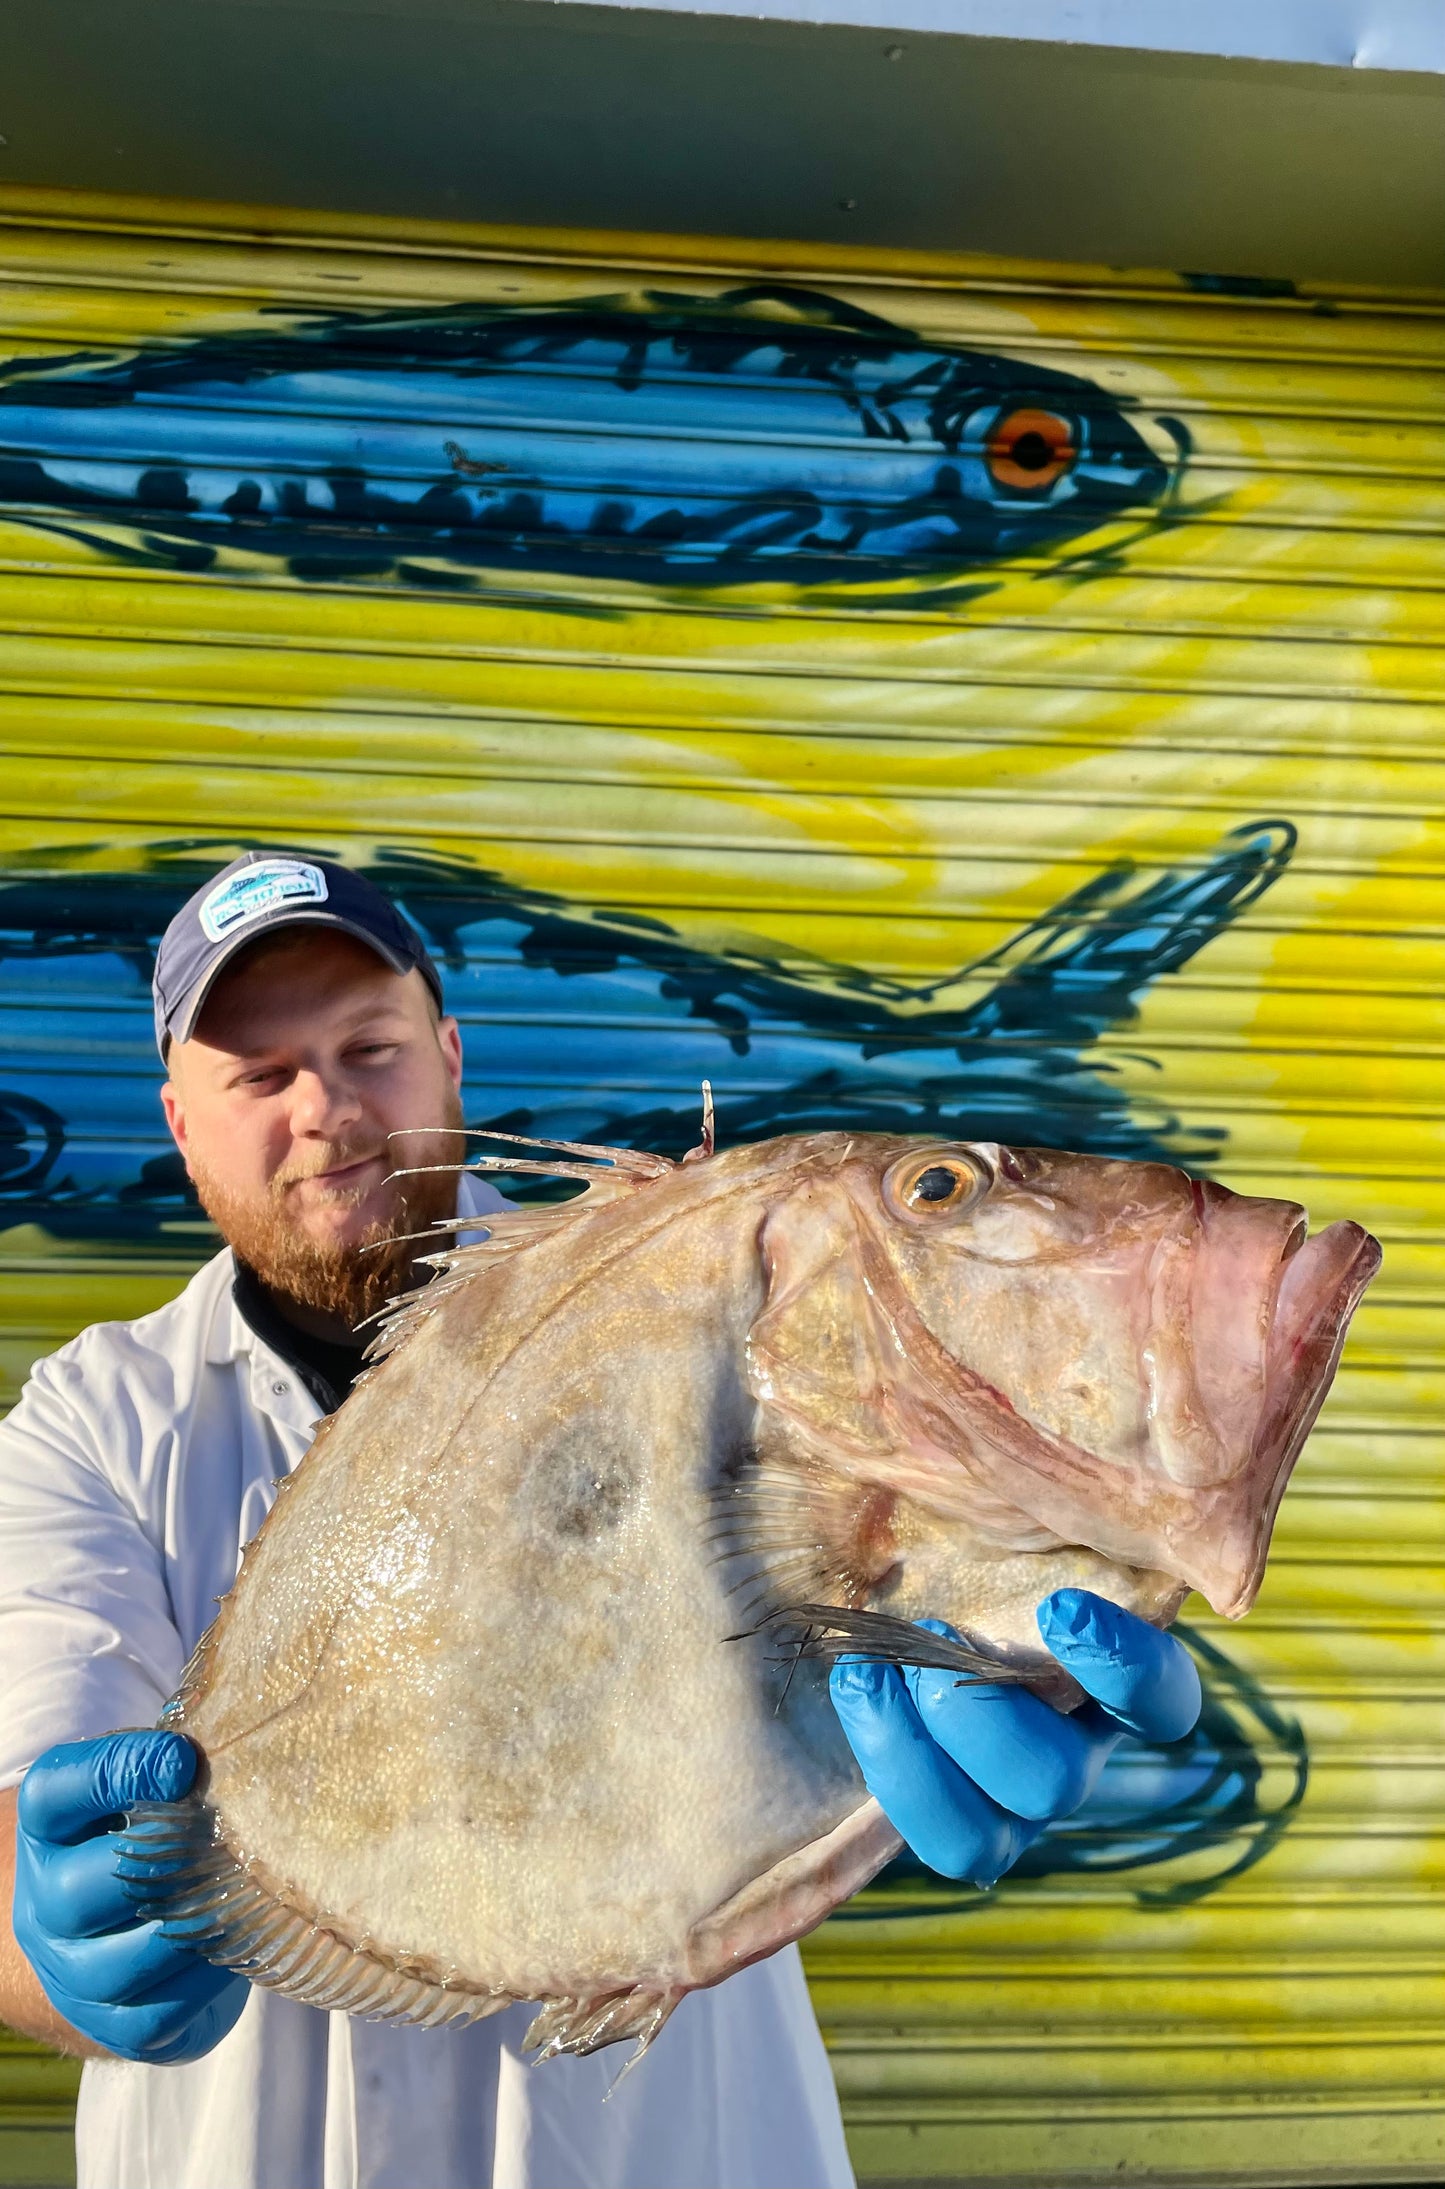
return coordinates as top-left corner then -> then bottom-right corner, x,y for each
116,1795 -> 513,2031
709,1449 -> 898,1623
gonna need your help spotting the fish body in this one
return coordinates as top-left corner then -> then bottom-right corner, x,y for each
121,1129 -> 1378,2055
0,286 -> 1174,584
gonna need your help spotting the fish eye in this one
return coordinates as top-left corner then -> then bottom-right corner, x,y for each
883,1148 -> 988,1222
986,408 -> 1077,492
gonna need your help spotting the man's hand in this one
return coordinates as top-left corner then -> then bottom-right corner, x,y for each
829,1588 -> 1202,1882
11,1731 -> 248,2064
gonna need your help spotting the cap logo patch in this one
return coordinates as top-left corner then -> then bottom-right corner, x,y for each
200,859 -> 329,943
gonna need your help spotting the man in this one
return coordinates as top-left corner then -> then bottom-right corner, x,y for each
0,852 -> 1199,2189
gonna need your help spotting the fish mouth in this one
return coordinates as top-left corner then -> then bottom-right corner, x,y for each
1212,1218 -> 1382,1618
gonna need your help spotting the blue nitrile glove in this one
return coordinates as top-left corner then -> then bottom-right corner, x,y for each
829,1588 -> 1202,1884
13,1731 -> 248,2063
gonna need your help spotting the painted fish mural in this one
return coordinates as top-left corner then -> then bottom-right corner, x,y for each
0,275 -> 1317,1934
0,819 -> 1292,1246
0,286 -> 1180,590
0,195 -> 1426,2184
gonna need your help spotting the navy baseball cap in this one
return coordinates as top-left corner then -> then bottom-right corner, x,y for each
152,852 -> 444,1058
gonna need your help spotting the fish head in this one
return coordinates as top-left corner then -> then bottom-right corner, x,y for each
926,384 -> 1174,559
744,1134 -> 1380,1641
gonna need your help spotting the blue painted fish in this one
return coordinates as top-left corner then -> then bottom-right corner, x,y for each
0,820 -> 1290,1243
0,285 -> 1180,587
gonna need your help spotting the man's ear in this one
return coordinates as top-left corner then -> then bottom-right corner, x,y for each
437,1014 -> 463,1092
160,1074 -> 190,1166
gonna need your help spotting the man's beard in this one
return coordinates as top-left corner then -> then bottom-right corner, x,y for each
189,1098 -> 468,1330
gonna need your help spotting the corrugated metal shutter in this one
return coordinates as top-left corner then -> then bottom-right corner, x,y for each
0,187 -> 1438,2189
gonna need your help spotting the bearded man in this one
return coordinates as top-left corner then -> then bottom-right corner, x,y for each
0,852 -> 1200,2189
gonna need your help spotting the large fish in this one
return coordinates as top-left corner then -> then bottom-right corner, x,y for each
120,1127 -> 1379,2057
0,285 -> 1178,587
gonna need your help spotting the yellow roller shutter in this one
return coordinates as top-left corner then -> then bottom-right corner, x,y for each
0,187 -> 1438,2189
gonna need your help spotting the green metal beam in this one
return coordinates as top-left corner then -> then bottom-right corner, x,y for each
0,0 -> 1438,285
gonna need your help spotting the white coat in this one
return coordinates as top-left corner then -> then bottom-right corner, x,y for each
0,1174 -> 855,2189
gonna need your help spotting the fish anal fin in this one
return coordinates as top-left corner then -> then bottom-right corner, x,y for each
117,1796 -> 513,2030
523,1984 -> 682,2065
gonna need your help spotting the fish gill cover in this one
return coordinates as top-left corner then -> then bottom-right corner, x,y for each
0,285 -> 1182,592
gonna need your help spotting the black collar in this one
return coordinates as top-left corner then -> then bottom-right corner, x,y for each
231,1259 -> 368,1416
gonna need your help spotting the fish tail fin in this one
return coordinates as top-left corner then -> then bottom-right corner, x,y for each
117,1796 -> 513,2029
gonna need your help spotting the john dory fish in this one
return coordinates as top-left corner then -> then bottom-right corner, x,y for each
121,1129 -> 1380,2057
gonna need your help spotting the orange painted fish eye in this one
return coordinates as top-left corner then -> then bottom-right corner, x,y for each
883,1148 -> 988,1222
985,408 -> 1077,491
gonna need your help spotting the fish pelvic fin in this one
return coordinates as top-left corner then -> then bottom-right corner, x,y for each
740,1601 -> 1028,1681
116,1796 -> 515,2030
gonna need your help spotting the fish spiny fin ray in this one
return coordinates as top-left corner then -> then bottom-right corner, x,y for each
116,1799 -> 516,2029
162,1626 -> 222,1725
368,1133 -> 673,1361
522,1984 -> 681,2062
388,1125 -> 674,1179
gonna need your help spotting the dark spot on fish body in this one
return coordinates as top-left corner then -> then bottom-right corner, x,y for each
525,1437 -> 635,1544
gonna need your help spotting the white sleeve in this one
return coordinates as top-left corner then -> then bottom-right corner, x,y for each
0,1346 -> 185,1788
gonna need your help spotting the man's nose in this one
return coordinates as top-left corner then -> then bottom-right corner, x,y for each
288,1067 -> 363,1137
